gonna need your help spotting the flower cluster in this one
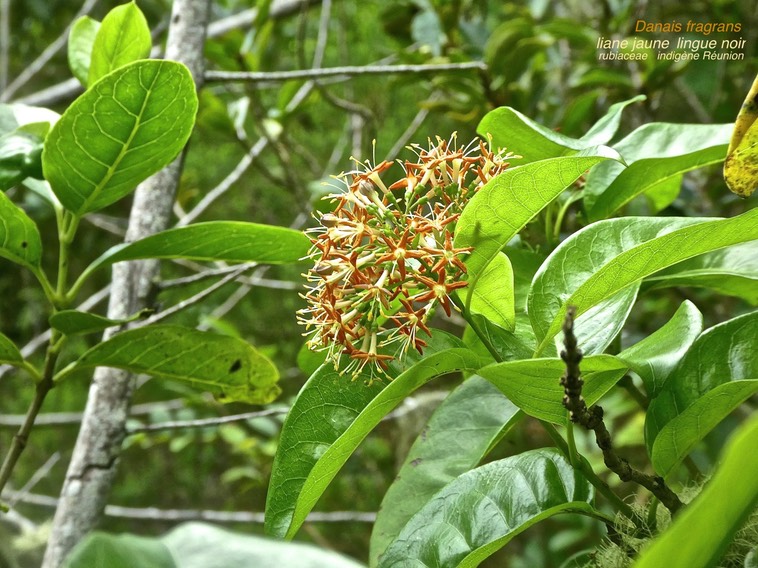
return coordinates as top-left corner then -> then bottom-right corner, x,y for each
299,134 -> 515,380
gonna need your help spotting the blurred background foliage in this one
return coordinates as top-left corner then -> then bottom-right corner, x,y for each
0,0 -> 755,566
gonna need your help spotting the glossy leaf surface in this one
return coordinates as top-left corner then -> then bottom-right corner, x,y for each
265,335 -> 483,540
68,16 -> 100,87
534,210 -> 758,354
478,355 -> 628,425
66,325 -> 280,404
43,60 -> 197,214
455,152 -> 619,316
379,449 -> 594,568
88,2 -> 151,85
646,311 -> 758,471
370,376 -> 522,566
617,300 -> 702,396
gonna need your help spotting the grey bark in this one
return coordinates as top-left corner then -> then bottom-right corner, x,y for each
41,1 -> 211,566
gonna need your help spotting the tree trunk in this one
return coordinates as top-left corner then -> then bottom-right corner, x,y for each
41,1 -> 210,565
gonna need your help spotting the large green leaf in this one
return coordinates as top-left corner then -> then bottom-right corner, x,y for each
587,145 -> 729,221
646,311 -> 758,472
635,415 -> 758,568
265,334 -> 484,539
68,16 -> 100,87
478,355 -> 628,425
652,380 -> 758,478
62,325 -> 280,404
83,222 -> 309,277
528,217 -> 700,356
463,313 -> 538,362
455,152 -> 620,316
88,2 -> 151,85
644,241 -> 758,306
369,377 -> 522,566
477,107 -> 591,163
584,122 -> 732,216
65,523 -> 366,568
617,300 -> 702,396
42,59 -> 198,215
0,189 -> 43,270
64,532 -> 174,568
378,449 -> 596,568
534,210 -> 758,355
0,332 -> 23,366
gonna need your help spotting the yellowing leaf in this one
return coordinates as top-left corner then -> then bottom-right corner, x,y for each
724,73 -> 758,197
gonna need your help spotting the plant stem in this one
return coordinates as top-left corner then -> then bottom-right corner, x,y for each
566,419 -> 579,468
619,375 -> 649,410
453,298 -> 639,522
0,334 -> 59,494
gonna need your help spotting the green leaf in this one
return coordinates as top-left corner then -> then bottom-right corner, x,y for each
65,325 -> 280,404
724,74 -> 758,198
584,123 -> 732,216
463,313 -> 537,362
646,311 -> 758,467
0,189 -> 43,270
88,2 -> 151,85
369,376 -> 522,566
42,59 -> 198,215
587,144 -> 729,221
644,241 -> 758,306
63,532 -> 174,568
617,300 -> 702,396
635,415 -> 758,568
652,380 -> 758,478
455,152 -> 620,316
579,95 -> 646,145
68,16 -> 100,87
477,107 -> 592,164
265,335 -> 484,539
378,449 -> 595,568
49,309 -> 150,336
534,210 -> 758,355
0,332 -> 23,366
529,217 -> 693,356
162,523 -> 365,568
467,252 -> 514,330
0,123 -> 48,190
78,222 -> 309,286
478,355 -> 628,425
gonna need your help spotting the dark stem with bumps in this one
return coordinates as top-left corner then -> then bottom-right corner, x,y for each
560,306 -> 682,514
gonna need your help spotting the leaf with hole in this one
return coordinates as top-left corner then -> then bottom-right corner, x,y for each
88,1 -> 151,85
0,189 -> 43,271
369,376 -> 522,566
477,355 -> 628,425
378,449 -> 596,568
42,59 -> 198,215
63,325 -> 280,404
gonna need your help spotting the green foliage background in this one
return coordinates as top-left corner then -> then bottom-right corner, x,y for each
0,0 -> 756,566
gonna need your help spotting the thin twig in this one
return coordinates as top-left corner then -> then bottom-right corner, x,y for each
0,0 -> 100,102
0,0 -> 9,92
1,490 -> 376,523
560,306 -> 682,513
6,452 -> 60,509
205,62 -> 487,83
127,408 -> 287,433
136,265 -> 251,327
